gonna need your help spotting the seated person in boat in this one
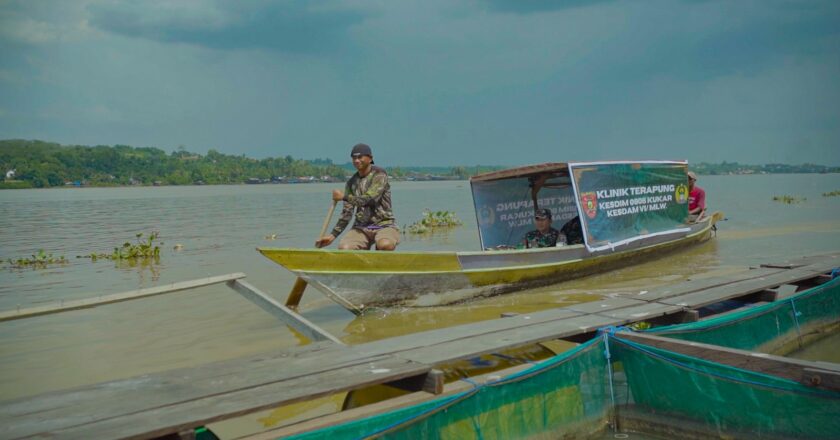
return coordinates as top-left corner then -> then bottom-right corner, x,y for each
521,208 -> 566,248
688,171 -> 706,222
315,143 -> 400,251
560,215 -> 584,245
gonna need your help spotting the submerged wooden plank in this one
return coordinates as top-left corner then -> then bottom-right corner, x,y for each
227,279 -> 343,344
0,273 -> 247,322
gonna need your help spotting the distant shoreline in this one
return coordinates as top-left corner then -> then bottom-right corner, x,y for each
2,139 -> 838,190
3,171 -> 840,190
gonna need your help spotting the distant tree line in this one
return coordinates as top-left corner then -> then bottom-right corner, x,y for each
0,140 -> 349,188
0,140 -> 502,189
2,140 -> 835,189
691,161 -> 840,175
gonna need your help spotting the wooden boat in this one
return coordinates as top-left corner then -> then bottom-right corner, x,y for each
260,160 -> 722,314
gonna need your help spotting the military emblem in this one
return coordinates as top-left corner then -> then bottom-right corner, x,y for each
477,205 -> 495,226
675,183 -> 689,204
580,192 -> 598,219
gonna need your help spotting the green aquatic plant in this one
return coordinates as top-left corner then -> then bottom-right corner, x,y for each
405,210 -> 463,234
79,232 -> 162,261
628,321 -> 652,331
772,195 -> 806,204
7,249 -> 68,268
822,190 -> 840,197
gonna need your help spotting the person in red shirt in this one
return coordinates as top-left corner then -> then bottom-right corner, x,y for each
688,171 -> 706,222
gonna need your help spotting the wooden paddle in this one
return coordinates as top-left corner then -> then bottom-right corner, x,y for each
285,200 -> 339,308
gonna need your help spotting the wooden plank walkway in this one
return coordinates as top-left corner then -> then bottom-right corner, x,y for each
0,253 -> 837,440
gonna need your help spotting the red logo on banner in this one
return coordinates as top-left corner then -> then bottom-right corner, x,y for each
580,192 -> 598,219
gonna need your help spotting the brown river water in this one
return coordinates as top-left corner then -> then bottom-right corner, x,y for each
1,175 -> 839,432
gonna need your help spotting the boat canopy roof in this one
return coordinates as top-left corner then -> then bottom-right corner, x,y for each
470,163 -> 569,182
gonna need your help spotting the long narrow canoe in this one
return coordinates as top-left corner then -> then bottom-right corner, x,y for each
259,212 -> 722,314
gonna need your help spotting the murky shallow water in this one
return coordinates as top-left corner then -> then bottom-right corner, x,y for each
0,175 -> 838,414
785,331 -> 840,363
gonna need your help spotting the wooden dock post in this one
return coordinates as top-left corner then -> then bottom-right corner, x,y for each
286,200 -> 339,308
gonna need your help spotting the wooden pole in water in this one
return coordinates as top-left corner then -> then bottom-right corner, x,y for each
286,200 -> 338,308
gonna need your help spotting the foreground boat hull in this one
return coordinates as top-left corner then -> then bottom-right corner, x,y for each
260,213 -> 722,314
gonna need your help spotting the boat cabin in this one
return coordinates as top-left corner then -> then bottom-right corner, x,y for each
470,161 -> 692,251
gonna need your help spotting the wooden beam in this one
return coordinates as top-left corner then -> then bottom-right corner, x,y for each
628,267 -> 784,303
760,253 -> 839,271
747,283 -> 799,303
802,367 -> 840,390
676,309 -> 699,323
0,273 -> 247,322
285,278 -> 308,308
760,263 -> 800,269
615,332 -> 840,392
755,289 -> 779,302
226,279 -> 343,345
814,274 -> 834,285
656,268 -> 820,309
386,369 -> 445,395
773,284 -> 799,300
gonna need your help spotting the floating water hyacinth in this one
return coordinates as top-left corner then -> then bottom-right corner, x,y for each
7,249 -> 68,268
772,195 -> 806,204
78,231 -> 162,261
405,209 -> 463,234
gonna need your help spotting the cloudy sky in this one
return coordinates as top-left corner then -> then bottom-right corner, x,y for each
1,0 -> 838,166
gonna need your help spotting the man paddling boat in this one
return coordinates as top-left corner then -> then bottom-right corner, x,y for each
315,143 -> 400,250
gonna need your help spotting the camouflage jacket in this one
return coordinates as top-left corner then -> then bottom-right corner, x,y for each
522,228 -> 565,249
331,166 -> 395,236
